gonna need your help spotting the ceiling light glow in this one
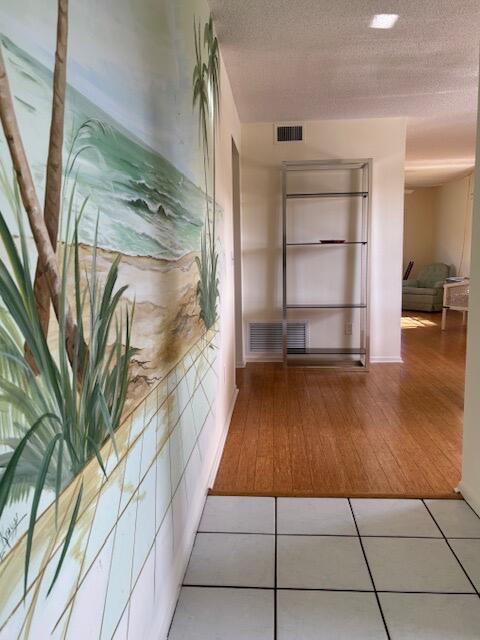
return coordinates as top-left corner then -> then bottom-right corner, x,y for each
370,14 -> 399,29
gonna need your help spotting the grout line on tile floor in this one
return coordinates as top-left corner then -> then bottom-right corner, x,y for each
180,584 -> 479,595
196,531 -> 275,537
422,499 -> 480,599
278,588 -> 478,595
197,530 -> 276,536
462,499 -> 480,522
182,584 -> 274,590
196,530 -> 479,539
276,533 -> 444,539
376,590 -> 479,595
348,498 -> 391,640
274,497 -> 277,640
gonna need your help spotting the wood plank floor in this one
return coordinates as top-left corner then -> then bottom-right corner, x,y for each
212,312 -> 466,498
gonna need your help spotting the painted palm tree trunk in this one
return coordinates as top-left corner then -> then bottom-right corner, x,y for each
32,0 -> 68,343
0,3 -> 84,373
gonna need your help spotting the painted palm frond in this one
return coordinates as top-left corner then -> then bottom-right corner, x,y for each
192,20 -> 210,160
0,120 -> 137,593
193,14 -> 221,331
195,225 -> 219,330
204,15 -> 220,120
0,319 -> 68,493
0,203 -> 73,592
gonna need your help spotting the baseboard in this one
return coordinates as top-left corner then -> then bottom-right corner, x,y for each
208,387 -> 239,488
245,354 -> 282,363
370,356 -> 404,364
457,480 -> 480,518
245,354 -> 405,365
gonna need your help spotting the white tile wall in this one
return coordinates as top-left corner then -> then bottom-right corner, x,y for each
0,329 -> 222,640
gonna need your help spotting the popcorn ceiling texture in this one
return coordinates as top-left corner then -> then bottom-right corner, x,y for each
209,0 -> 480,186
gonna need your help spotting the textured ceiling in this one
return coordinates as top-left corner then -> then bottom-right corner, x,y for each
209,0 -> 480,187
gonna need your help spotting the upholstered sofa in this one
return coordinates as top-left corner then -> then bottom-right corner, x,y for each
402,263 -> 451,312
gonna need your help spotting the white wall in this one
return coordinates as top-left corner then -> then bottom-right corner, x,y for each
459,84 -> 480,514
211,56 -> 242,476
433,173 -> 475,277
403,188 -> 436,278
241,118 -> 407,363
403,174 -> 474,281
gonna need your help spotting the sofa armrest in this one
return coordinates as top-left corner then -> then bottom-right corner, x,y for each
433,280 -> 446,289
403,279 -> 417,287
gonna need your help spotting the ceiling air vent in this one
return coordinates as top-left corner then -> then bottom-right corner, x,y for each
248,321 -> 307,354
275,123 -> 304,143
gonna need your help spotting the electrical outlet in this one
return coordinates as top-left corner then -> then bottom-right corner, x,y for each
345,321 -> 353,336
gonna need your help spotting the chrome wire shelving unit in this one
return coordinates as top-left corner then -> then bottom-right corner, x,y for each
282,159 -> 372,369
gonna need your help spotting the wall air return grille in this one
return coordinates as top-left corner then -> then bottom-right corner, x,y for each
248,321 -> 307,354
276,124 -> 304,143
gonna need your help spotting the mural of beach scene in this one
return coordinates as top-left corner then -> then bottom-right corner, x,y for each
0,0 -> 220,569
0,34 -> 218,404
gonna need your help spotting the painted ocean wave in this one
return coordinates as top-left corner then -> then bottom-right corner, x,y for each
0,35 -> 212,261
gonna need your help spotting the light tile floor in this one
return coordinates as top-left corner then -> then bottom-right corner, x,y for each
168,497 -> 480,639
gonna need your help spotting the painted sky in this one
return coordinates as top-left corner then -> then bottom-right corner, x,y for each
0,0 -> 209,189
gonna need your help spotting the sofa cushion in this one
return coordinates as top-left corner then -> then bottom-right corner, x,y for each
417,263 -> 450,288
402,286 -> 439,296
402,299 -> 443,312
